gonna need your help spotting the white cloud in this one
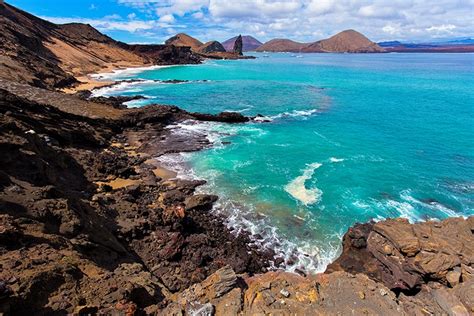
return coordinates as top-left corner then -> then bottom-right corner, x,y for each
50,0 -> 474,42
306,0 -> 334,15
209,0 -> 301,19
159,14 -> 176,23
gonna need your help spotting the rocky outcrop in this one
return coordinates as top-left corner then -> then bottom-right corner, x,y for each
198,41 -> 226,54
327,217 -> 473,292
0,87 -> 271,314
233,35 -> 243,55
161,216 -> 473,315
326,217 -> 474,314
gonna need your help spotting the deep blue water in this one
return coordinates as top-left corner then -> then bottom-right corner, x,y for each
94,53 -> 474,272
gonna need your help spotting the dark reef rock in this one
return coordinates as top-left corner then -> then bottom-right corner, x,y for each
192,111 -> 250,123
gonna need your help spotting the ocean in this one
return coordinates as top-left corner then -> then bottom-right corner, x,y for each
93,52 -> 474,273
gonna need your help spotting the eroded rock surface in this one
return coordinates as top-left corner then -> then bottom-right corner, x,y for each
0,88 -> 271,314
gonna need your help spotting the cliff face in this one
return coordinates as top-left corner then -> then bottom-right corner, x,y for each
0,4 -> 201,90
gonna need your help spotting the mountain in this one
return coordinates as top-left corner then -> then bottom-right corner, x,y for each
222,35 -> 263,52
378,41 -> 403,47
378,39 -> 474,53
165,33 -> 254,59
0,3 -> 200,89
256,30 -> 383,53
165,33 -> 203,51
197,41 -> 226,54
255,39 -> 307,52
302,30 -> 384,53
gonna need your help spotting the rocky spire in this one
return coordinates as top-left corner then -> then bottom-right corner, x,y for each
233,34 -> 243,55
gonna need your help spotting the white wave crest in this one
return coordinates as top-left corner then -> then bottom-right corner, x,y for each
271,108 -> 319,120
329,157 -> 344,163
91,65 -> 176,81
91,80 -> 157,97
285,163 -> 323,205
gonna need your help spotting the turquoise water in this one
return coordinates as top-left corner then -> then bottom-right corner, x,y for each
95,53 -> 474,272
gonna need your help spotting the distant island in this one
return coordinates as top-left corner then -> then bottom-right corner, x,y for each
166,30 -> 474,54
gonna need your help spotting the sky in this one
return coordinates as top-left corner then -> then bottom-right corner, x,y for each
7,0 -> 474,44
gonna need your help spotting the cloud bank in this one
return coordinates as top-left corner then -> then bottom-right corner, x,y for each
45,0 -> 474,43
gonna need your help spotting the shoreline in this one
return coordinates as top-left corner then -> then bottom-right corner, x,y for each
61,63 -> 167,94
1,62 -> 472,315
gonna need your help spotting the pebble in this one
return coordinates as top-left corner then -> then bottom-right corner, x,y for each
280,289 -> 290,298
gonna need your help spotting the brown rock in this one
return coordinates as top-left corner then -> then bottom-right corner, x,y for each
185,194 -> 218,211
446,270 -> 461,288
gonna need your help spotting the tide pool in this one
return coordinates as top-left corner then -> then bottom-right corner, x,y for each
95,53 -> 474,272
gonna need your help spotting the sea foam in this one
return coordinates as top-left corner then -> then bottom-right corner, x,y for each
285,163 -> 323,205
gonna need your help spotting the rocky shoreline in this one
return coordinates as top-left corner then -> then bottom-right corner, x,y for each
0,78 -> 472,315
1,2 -> 473,314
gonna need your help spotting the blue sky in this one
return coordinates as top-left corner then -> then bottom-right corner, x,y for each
8,0 -> 474,44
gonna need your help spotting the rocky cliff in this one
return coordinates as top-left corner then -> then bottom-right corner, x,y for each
0,3 -> 200,90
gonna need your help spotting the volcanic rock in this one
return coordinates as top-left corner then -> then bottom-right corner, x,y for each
165,33 -> 203,51
233,35 -> 244,55
198,41 -> 226,54
302,29 -> 384,53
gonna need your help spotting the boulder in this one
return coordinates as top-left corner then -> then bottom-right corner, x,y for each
185,194 -> 218,211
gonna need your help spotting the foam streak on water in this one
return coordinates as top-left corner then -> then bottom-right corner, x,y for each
285,163 -> 323,205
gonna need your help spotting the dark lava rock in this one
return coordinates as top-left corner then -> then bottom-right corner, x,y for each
233,35 -> 243,55
192,111 -> 250,123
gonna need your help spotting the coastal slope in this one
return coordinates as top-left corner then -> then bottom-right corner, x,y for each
0,3 -> 200,90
